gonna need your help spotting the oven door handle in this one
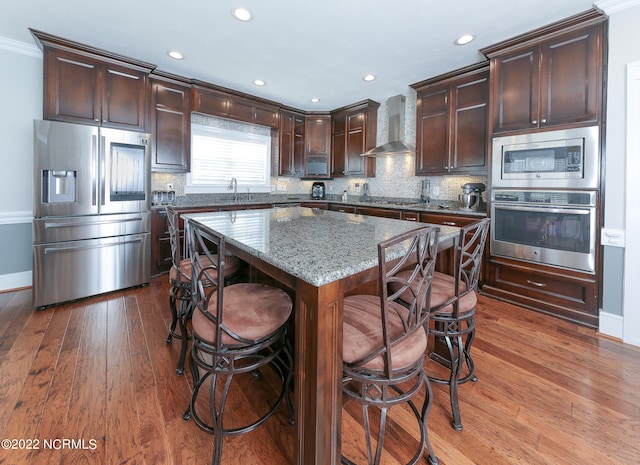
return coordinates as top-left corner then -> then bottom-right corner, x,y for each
493,204 -> 593,215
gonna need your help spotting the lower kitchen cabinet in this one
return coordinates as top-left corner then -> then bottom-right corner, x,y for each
356,206 -> 401,219
483,256 -> 598,328
328,203 -> 356,214
301,201 -> 328,209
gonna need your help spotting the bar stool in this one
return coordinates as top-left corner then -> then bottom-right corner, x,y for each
391,218 -> 490,431
428,218 -> 490,431
342,226 -> 440,465
182,219 -> 294,465
164,205 -> 240,375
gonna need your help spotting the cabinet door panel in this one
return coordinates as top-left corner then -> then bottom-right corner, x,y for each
306,117 -> 331,156
345,112 -> 365,176
493,48 -> 540,133
416,111 -> 448,174
228,98 -> 254,121
193,88 -> 229,116
331,113 -> 346,176
540,25 -> 600,126
151,79 -> 190,172
415,88 -> 449,175
103,65 -> 148,130
453,104 -> 488,171
45,51 -> 100,124
279,111 -> 295,175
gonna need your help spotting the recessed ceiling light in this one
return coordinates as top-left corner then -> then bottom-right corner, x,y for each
168,50 -> 183,60
310,98 -> 320,103
254,79 -> 266,86
454,34 -> 475,45
232,7 -> 252,21
363,74 -> 376,82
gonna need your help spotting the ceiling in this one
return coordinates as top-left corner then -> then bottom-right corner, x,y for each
1,0 -> 599,111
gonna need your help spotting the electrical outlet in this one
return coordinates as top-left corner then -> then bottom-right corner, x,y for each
166,183 -> 174,191
355,183 -> 361,193
432,186 -> 440,197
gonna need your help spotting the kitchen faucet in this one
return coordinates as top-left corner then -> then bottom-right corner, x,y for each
229,177 -> 238,202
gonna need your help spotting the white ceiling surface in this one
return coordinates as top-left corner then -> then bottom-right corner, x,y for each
1,0 -> 597,111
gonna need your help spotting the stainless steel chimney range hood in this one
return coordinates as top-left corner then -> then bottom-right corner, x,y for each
362,94 -> 414,157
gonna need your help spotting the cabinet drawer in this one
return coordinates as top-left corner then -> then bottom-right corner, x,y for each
487,258 -> 597,325
402,211 -> 421,222
420,213 -> 480,227
356,206 -> 401,219
328,204 -> 356,213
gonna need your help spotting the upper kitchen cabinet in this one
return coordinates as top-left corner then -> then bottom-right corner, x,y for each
191,83 -> 280,128
304,114 -> 332,178
481,9 -> 607,135
278,108 -> 305,177
330,100 -> 379,178
411,63 -> 489,176
150,72 -> 191,173
32,30 -> 154,132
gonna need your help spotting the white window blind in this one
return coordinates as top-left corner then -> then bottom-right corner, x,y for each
186,117 -> 271,193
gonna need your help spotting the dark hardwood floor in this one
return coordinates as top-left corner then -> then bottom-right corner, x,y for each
0,277 -> 639,465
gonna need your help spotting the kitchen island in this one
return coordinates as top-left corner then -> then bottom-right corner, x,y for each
182,206 -> 460,465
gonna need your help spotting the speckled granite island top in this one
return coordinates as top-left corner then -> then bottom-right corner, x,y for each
183,206 -> 460,287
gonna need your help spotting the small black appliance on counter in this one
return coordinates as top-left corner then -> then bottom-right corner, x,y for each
311,182 -> 325,200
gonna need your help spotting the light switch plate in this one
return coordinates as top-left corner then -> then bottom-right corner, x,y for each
601,228 -> 626,247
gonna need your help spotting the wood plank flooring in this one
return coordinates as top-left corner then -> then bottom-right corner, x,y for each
0,277 -> 639,465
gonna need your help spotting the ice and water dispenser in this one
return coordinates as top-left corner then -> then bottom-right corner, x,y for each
42,170 -> 76,203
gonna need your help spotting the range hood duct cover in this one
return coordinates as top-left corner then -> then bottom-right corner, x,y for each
362,94 -> 414,157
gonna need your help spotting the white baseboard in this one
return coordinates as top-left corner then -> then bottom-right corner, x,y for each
598,311 -> 623,340
0,271 -> 32,292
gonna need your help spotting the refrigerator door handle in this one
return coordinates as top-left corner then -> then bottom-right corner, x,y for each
43,237 -> 145,254
43,217 -> 143,229
92,134 -> 98,206
99,135 -> 106,206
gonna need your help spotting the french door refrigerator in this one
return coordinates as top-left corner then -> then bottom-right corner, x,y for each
33,120 -> 151,308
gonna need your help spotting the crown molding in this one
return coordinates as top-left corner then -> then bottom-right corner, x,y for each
0,36 -> 41,58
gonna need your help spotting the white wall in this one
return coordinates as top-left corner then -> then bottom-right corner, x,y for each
597,0 -> 640,342
0,38 -> 42,289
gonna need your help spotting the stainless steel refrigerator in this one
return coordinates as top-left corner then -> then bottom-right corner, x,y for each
32,120 -> 151,308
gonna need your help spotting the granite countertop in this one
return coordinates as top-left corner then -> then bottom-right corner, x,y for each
154,194 -> 487,217
183,206 -> 460,287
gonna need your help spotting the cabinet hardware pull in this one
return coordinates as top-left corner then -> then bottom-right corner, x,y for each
541,118 -> 547,123
443,221 -> 456,226
527,279 -> 547,288
532,120 -> 538,124
406,217 -> 417,221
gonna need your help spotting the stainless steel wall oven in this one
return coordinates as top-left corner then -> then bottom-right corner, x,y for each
490,190 -> 597,274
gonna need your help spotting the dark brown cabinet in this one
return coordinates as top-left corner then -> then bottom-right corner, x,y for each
304,115 -> 332,178
356,206 -> 401,219
191,84 -> 279,128
331,100 -> 379,177
482,12 -> 606,134
34,30 -> 153,132
328,203 -> 356,213
278,109 -> 305,176
150,73 -> 191,172
411,63 -> 489,175
484,256 -> 598,328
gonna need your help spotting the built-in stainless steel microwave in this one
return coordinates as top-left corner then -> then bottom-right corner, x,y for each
491,126 -> 599,189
